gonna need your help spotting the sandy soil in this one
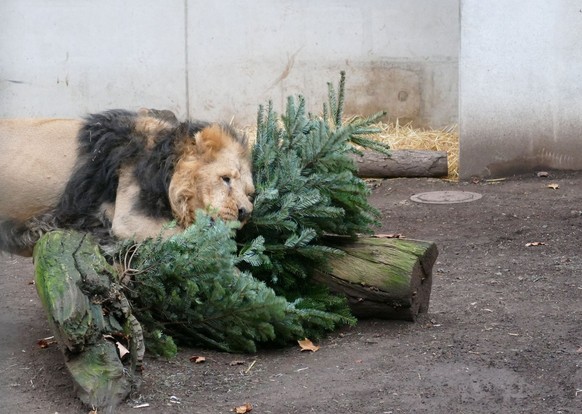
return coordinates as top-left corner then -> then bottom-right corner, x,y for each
1,171 -> 581,414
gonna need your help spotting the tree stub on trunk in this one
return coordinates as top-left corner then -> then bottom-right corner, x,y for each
353,149 -> 448,178
33,230 -> 144,412
314,236 -> 437,321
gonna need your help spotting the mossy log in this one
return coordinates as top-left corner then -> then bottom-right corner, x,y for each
33,230 -> 144,412
314,236 -> 437,321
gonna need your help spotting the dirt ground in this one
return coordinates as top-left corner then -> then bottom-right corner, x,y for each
1,171 -> 581,414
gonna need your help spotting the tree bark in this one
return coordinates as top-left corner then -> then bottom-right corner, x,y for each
33,230 -> 143,412
313,236 -> 437,321
353,149 -> 448,178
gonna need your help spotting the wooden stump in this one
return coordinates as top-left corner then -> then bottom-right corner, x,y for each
313,236 -> 437,321
353,149 -> 448,178
33,230 -> 144,411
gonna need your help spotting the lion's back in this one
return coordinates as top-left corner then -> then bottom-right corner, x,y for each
0,118 -> 81,221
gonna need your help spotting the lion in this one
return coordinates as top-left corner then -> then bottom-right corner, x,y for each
0,108 -> 255,256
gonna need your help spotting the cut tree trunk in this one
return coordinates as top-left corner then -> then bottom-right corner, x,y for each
33,230 -> 144,412
313,236 -> 437,321
353,149 -> 448,178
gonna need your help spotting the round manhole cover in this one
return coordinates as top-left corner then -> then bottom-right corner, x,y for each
410,191 -> 483,204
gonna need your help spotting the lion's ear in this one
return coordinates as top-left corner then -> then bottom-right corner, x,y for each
195,125 -> 229,158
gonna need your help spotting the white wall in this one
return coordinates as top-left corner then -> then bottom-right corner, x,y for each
186,0 -> 459,127
460,0 -> 582,178
0,1 -> 188,117
0,0 -> 459,128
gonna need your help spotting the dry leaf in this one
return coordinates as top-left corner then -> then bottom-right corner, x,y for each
116,342 -> 130,359
233,403 -> 253,413
37,336 -> 56,349
102,334 -> 129,359
547,183 -> 560,190
537,171 -> 549,177
229,360 -> 246,366
189,355 -> 206,363
525,242 -> 546,247
298,338 -> 320,352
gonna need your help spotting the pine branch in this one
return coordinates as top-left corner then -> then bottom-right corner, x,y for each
239,72 -> 388,304
118,212 -> 350,354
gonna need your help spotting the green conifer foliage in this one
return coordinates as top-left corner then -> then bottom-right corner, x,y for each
238,71 -> 388,297
121,212 -> 352,354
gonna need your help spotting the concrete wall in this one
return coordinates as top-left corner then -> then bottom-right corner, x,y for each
1,1 -> 188,117
0,0 -> 459,128
460,0 -> 582,178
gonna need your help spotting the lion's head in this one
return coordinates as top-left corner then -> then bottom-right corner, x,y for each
168,124 -> 255,227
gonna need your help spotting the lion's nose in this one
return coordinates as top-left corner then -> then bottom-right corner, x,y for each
238,207 -> 251,222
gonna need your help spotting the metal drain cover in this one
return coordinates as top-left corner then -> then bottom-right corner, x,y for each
410,191 -> 483,204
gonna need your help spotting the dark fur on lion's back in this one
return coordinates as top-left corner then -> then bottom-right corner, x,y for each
0,109 -> 245,254
55,109 -> 180,228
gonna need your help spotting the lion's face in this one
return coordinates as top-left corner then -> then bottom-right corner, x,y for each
168,125 -> 255,227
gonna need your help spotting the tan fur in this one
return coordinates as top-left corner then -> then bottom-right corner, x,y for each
111,166 -> 180,240
0,113 -> 254,256
0,118 -> 81,221
135,108 -> 179,149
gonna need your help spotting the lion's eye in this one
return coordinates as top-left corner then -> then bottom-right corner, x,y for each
222,176 -> 231,185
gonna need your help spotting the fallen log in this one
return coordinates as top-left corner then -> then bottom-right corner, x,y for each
353,149 -> 448,178
314,236 -> 437,321
33,230 -> 144,412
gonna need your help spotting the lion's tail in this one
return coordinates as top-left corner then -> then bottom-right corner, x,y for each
0,216 -> 57,257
